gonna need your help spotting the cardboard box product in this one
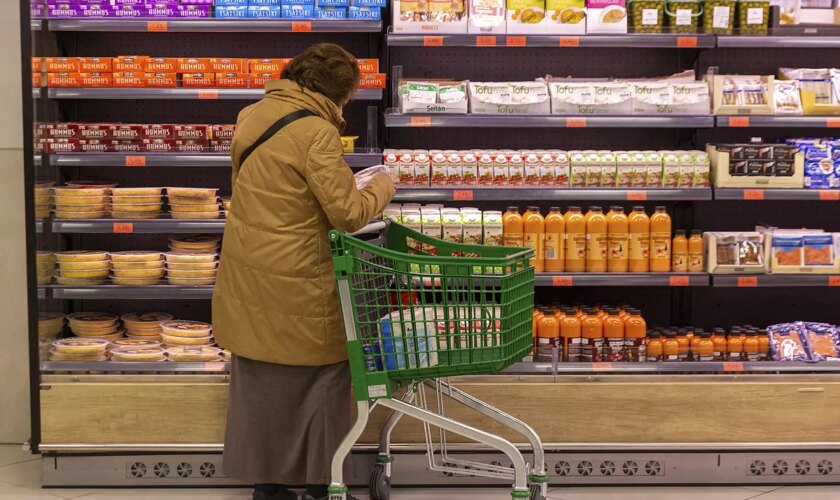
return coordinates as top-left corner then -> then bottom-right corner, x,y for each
210,125 -> 236,141
113,72 -> 147,87
546,0 -> 586,33
349,5 -> 382,18
215,6 -> 249,17
173,125 -> 209,141
358,73 -> 386,89
48,72 -> 113,88
315,6 -> 347,17
216,73 -> 250,88
109,124 -> 144,140
182,73 -> 215,87
141,124 -> 176,140
145,72 -> 178,88
708,144 -> 805,188
249,6 -> 284,18
45,57 -> 80,73
78,57 -> 113,73
469,0 -> 506,34
393,0 -> 467,33
250,73 -> 282,88
249,59 -> 290,73
142,139 -> 176,153
114,56 -> 148,72
705,231 -> 770,274
399,80 -> 469,114
586,0 -> 628,33
174,140 -> 207,153
357,59 -> 379,73
281,4 -> 314,17
712,75 -> 775,116
507,0 -> 548,34
353,0 -> 387,5
550,81 -> 632,115
145,58 -> 178,73
177,58 -> 212,73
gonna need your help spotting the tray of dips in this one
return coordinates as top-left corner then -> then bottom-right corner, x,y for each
108,203 -> 162,213
57,260 -> 110,271
111,195 -> 163,205
121,312 -> 173,330
52,337 -> 109,354
65,180 -> 118,189
166,269 -> 217,279
111,187 -> 163,197
38,312 -> 65,333
111,338 -> 163,350
166,261 -> 218,271
169,235 -> 220,251
110,346 -> 166,362
54,186 -> 110,197
167,196 -> 218,206
166,346 -> 222,362
111,260 -> 165,270
164,252 -> 218,264
110,251 -> 163,263
67,312 -> 119,329
54,194 -> 108,206
54,210 -> 108,220
161,333 -> 213,346
110,211 -> 163,220
160,320 -> 212,338
111,276 -> 162,286
49,350 -> 109,362
55,251 -> 109,263
59,268 -> 111,279
169,203 -> 220,213
126,327 -> 163,337
71,322 -> 121,336
112,268 -> 165,279
170,211 -> 221,220
166,187 -> 218,198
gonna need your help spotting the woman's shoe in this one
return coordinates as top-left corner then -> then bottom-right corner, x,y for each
252,488 -> 298,500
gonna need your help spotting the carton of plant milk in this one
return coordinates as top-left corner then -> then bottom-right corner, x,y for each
402,208 -> 423,252
461,209 -> 484,246
430,149 -> 448,186
445,150 -> 463,186
398,149 -> 415,186
414,149 -> 431,187
420,208 -> 442,255
462,151 -> 478,186
645,150 -> 663,187
441,209 -> 464,245
554,150 -> 571,187
483,210 -> 504,246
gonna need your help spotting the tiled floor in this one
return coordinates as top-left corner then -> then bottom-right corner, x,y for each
2,445 -> 839,500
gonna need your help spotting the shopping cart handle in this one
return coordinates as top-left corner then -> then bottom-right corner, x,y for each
350,220 -> 388,237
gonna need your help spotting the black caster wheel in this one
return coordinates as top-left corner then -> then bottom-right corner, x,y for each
369,463 -> 391,500
529,484 -> 545,500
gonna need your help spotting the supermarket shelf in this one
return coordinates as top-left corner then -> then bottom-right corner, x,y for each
386,33 -> 716,48
715,115 -> 840,128
51,219 -> 226,234
41,361 -> 229,373
393,188 -> 712,202
717,35 -> 840,48
47,87 -> 382,101
506,361 -> 840,374
712,274 -> 840,287
384,111 -> 715,128
715,188 -> 840,201
49,150 -> 382,168
535,272 -> 709,287
46,285 -> 214,299
47,19 -> 382,33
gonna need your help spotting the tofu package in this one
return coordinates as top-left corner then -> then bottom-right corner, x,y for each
586,0 -> 627,33
379,307 -> 440,370
632,81 -> 711,115
549,81 -> 632,114
469,81 -> 550,114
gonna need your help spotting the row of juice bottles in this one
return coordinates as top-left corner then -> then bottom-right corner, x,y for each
533,304 -> 771,363
502,205 -> 704,273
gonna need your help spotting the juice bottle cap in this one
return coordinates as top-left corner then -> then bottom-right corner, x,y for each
549,206 -> 561,211
567,206 -> 581,211
588,206 -> 602,211
713,327 -> 726,334
655,205 -> 667,211
675,229 -> 687,236
691,229 -> 703,236
699,330 -> 712,338
678,328 -> 688,334
648,331 -> 660,338
632,205 -> 645,211
609,205 -> 623,211
527,206 -> 540,212
506,206 -> 519,212
664,331 -> 677,338
745,329 -> 757,336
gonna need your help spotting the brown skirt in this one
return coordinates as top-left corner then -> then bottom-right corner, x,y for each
223,355 -> 351,485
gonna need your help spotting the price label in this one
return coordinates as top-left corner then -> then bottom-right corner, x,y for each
669,275 -> 690,287
723,361 -> 745,372
125,156 -> 146,167
566,117 -> 587,128
676,36 -> 698,48
819,190 -> 840,201
592,362 -> 613,371
559,36 -> 581,47
627,190 -> 648,201
728,116 -> 750,127
203,362 -> 227,371
423,36 -> 444,47
827,118 -> 840,128
829,276 -> 840,287
743,189 -> 765,200
506,36 -> 526,47
410,116 -> 431,127
197,89 -> 219,100
113,222 -> 134,234
737,276 -> 758,287
453,190 -> 474,201
291,21 -> 312,32
476,36 -> 496,46
147,21 -> 168,32
552,276 -> 573,286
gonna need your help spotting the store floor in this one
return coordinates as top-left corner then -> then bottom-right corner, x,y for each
2,446 -> 840,500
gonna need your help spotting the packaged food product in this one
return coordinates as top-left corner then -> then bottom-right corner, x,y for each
49,350 -> 109,362
169,203 -> 220,213
111,187 -> 163,197
628,0 -> 664,32
801,322 -> 839,362
469,0 -> 507,34
166,346 -> 222,362
587,0 -> 628,33
165,261 -> 219,271
170,211 -> 221,220
166,187 -> 218,198
703,0 -> 735,34
110,347 -> 167,362
66,312 -> 118,328
110,251 -> 163,263
52,337 -> 109,354
111,195 -> 163,205
768,323 -> 809,361
165,268 -> 218,279
507,0 -> 547,34
111,339 -> 163,350
39,312 -> 65,338
736,0 -> 769,34
665,0 -> 702,32
58,268 -> 110,279
164,252 -> 218,264
774,80 -> 803,115
55,276 -> 107,285
160,333 -> 214,346
56,260 -> 110,272
803,234 -> 834,266
121,312 -> 173,330
112,268 -> 166,279
166,276 -> 217,285
53,186 -> 109,197
71,321 -> 120,335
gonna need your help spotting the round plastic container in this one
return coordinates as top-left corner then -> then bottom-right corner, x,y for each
111,338 -> 163,350
67,312 -> 118,328
127,334 -> 162,342
164,252 -> 217,264
160,320 -> 212,338
36,251 -> 55,263
111,195 -> 164,205
665,0 -> 702,32
34,186 -> 52,196
54,195 -> 108,206
55,276 -> 106,285
221,197 -> 231,211
54,210 -> 108,220
71,323 -> 120,336
166,269 -> 217,279
65,180 -> 118,189
49,350 -> 109,362
628,0 -> 665,33
121,312 -> 173,329
59,268 -> 110,279
166,187 -> 218,198
170,211 -> 221,220
110,251 -> 163,263
169,203 -> 220,213
112,268 -> 165,279
34,195 -> 52,205
126,327 -> 163,337
57,260 -> 110,271
56,251 -> 109,263
165,261 -> 218,271
110,211 -> 164,220
169,235 -> 220,250
222,350 -> 232,362
111,260 -> 165,270
38,312 -> 65,337
52,337 -> 109,354
111,187 -> 163,197
167,276 -> 216,285
167,196 -> 218,206
54,186 -> 110,197
81,331 -> 126,343
110,347 -> 166,362
108,203 -> 163,213
166,346 -> 221,362
160,333 -> 213,346
111,276 -> 162,286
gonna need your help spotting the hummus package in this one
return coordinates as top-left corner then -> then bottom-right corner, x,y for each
470,82 -> 550,114
546,0 -> 586,34
586,0 -> 628,33
506,0 -> 547,34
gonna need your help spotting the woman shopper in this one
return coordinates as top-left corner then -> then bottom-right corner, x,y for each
212,43 -> 395,500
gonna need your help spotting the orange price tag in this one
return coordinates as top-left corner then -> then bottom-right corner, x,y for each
506,36 -> 526,47
566,117 -> 587,128
829,276 -> 840,287
410,116 -> 431,127
728,116 -> 750,127
291,21 -> 312,32
723,361 -> 745,372
125,156 -> 146,167
627,190 -> 648,201
453,190 -> 474,201
113,222 -> 134,234
669,275 -> 690,287
423,36 -> 444,47
676,36 -> 698,48
819,190 -> 840,201
826,118 -> 840,128
743,189 -> 765,200
203,362 -> 227,371
476,36 -> 496,46
559,36 -> 580,47
592,362 -> 613,371
737,276 -> 758,287
147,21 -> 168,32
552,276 -> 573,286
197,89 -> 219,100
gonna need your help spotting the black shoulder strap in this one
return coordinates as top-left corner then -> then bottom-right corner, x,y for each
238,109 -> 317,167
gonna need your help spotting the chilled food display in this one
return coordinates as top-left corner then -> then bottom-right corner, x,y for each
384,149 -> 710,188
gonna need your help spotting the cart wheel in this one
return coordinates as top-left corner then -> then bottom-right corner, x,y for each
529,484 -> 545,500
369,463 -> 391,500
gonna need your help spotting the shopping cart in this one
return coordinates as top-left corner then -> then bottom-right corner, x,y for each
327,220 -> 548,500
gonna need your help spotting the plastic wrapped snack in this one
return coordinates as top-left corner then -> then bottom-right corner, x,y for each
767,323 -> 809,361
355,165 -> 389,190
801,322 -> 839,362
774,80 -> 803,116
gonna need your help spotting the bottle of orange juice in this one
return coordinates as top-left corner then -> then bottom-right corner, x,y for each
523,206 -> 545,273
688,229 -> 704,272
624,308 -> 647,362
628,206 -> 650,272
585,206 -> 607,272
580,308 -> 604,362
671,229 -> 688,272
560,307 -> 581,362
602,309 -> 625,361
502,206 -> 524,247
606,205 -> 629,272
564,206 -> 586,272
544,207 -> 565,272
649,206 -> 672,272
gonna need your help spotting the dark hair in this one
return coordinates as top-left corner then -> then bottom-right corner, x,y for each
281,43 -> 360,106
